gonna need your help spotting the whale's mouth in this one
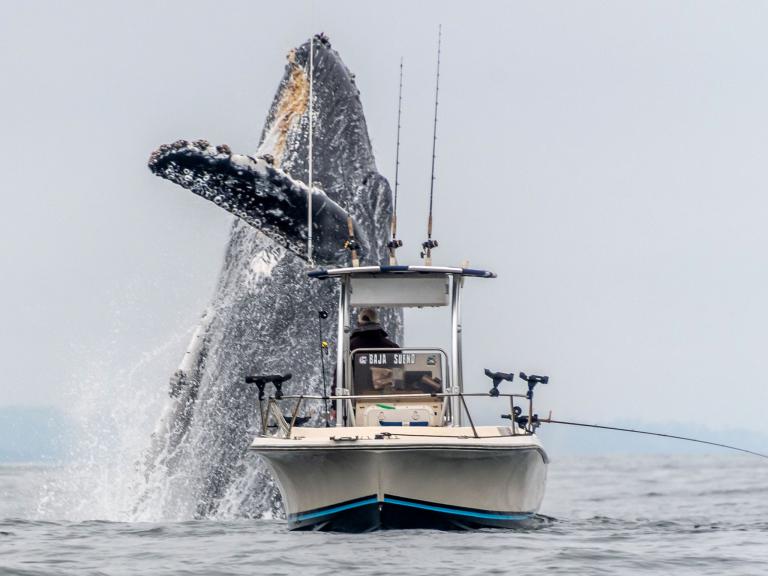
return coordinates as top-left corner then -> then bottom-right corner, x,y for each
148,139 -> 366,265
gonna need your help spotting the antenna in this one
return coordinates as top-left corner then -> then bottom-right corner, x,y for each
421,25 -> 442,266
388,58 -> 404,265
306,35 -> 315,265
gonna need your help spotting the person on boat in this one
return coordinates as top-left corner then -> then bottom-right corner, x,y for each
331,308 -> 399,399
349,308 -> 399,351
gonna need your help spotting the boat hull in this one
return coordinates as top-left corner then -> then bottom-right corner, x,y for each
250,429 -> 548,531
289,493 -> 540,531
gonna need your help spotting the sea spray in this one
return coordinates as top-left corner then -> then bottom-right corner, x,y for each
35,332 -> 189,521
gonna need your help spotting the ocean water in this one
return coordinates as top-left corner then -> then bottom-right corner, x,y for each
1,454 -> 767,576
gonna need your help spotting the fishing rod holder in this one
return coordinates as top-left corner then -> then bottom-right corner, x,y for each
484,368 -> 514,397
387,238 -> 403,265
343,216 -> 361,267
344,238 -> 361,268
420,239 -> 438,263
515,413 -> 541,432
519,372 -> 548,399
245,373 -> 293,400
507,372 -> 548,433
485,371 -> 549,434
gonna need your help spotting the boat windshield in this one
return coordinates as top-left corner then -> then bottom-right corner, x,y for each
351,349 -> 444,396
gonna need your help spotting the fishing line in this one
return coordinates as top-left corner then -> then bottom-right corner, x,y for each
393,58 -> 403,238
541,418 -> 768,460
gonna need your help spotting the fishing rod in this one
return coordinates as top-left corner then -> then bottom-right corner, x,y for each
388,57 -> 404,265
421,25 -> 441,266
538,417 -> 768,460
345,216 -> 360,267
317,309 -> 330,427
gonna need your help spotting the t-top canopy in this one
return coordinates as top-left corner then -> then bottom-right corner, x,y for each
308,265 -> 496,280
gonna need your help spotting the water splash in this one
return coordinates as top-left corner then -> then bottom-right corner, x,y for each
35,330 -> 192,521
36,36 -> 397,522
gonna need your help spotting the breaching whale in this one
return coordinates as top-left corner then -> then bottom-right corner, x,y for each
140,35 -> 402,519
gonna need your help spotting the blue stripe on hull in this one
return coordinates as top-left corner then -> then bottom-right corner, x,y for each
295,497 -> 378,521
288,495 -> 534,531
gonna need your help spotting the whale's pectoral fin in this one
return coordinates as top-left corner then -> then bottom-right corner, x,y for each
148,140 -> 367,264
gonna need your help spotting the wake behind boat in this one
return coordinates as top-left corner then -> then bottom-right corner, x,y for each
249,265 -> 550,531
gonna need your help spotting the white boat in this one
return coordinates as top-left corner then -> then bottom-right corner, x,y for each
249,265 -> 549,531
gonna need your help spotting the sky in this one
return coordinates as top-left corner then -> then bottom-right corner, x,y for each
1,1 -> 767,447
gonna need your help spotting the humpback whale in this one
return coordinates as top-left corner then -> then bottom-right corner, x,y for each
140,35 -> 402,519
